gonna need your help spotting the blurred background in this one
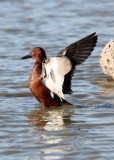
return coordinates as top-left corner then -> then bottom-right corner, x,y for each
0,0 -> 114,160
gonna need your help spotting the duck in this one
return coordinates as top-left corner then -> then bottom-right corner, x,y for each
21,32 -> 98,107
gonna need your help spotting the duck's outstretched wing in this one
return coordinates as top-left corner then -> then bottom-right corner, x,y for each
41,57 -> 72,100
58,32 -> 98,94
58,32 -> 98,65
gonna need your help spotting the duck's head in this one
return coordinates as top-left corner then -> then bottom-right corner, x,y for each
21,47 -> 46,62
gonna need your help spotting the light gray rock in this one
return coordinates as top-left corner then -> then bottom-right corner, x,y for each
100,40 -> 114,79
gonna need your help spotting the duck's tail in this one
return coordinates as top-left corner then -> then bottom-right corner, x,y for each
60,99 -> 72,106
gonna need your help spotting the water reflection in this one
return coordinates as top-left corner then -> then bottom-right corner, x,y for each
28,105 -> 75,131
27,105 -> 87,160
97,77 -> 114,103
26,105 -> 74,159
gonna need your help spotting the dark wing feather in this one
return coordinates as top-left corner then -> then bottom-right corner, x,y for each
62,65 -> 76,94
58,32 -> 98,65
58,32 -> 98,94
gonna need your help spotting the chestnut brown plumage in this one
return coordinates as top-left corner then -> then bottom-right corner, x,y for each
21,33 -> 98,107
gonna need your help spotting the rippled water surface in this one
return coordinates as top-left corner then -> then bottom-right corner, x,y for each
0,0 -> 114,160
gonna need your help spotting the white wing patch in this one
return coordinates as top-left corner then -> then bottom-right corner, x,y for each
41,57 -> 72,100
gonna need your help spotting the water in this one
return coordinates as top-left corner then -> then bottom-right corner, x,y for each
0,0 -> 114,159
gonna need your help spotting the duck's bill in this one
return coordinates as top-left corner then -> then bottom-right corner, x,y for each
21,54 -> 32,59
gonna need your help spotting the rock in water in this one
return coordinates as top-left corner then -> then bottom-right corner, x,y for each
100,40 -> 114,79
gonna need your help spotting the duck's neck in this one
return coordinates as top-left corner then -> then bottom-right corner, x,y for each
29,62 -> 42,85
